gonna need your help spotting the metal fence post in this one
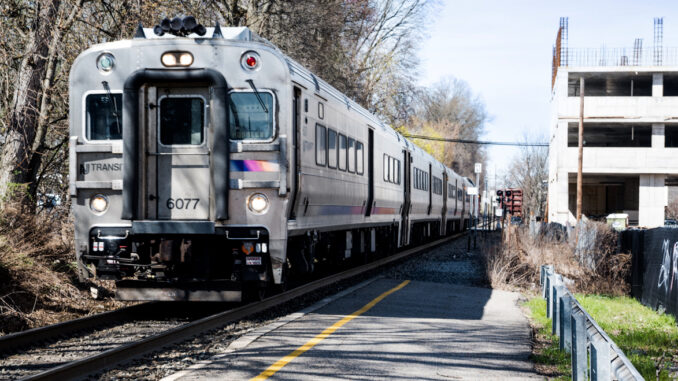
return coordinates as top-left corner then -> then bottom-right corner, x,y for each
552,284 -> 561,335
560,293 -> 574,352
591,336 -> 611,381
546,275 -> 552,318
571,309 -> 587,381
541,265 -> 553,298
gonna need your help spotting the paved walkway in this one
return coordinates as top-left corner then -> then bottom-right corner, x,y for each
165,278 -> 539,380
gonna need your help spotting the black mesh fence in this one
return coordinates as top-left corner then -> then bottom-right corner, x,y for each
622,228 -> 678,315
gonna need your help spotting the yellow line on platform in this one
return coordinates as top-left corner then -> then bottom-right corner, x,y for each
250,280 -> 411,380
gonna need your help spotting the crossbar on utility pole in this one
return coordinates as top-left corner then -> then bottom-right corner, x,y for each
576,77 -> 584,222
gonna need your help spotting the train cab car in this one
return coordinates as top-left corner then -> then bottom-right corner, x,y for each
69,18 -> 470,301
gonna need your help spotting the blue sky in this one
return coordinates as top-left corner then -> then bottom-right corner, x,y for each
418,0 -> 678,185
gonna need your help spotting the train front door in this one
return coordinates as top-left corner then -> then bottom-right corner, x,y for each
145,86 -> 211,220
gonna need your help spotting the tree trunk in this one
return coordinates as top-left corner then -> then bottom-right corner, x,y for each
0,0 -> 62,209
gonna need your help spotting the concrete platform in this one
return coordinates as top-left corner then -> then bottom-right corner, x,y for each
164,278 -> 539,380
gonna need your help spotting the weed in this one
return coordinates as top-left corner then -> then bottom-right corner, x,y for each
523,296 -> 570,379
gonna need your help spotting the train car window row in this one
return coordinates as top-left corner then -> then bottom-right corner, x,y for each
432,176 -> 443,195
86,93 -> 122,141
457,189 -> 463,200
383,154 -> 401,184
228,91 -> 274,140
413,167 -> 429,191
447,183 -> 457,199
466,194 -> 470,202
316,124 -> 363,175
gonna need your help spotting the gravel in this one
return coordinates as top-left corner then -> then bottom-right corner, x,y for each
384,232 -> 489,286
3,233 -> 494,380
0,319 -> 187,380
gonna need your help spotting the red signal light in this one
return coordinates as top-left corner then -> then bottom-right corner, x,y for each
246,55 -> 257,67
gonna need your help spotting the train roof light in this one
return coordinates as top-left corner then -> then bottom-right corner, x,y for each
241,51 -> 260,71
161,51 -> 193,67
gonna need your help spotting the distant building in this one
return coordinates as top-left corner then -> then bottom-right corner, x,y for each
548,17 -> 677,227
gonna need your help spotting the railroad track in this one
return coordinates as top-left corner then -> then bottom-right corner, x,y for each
2,232 -> 466,381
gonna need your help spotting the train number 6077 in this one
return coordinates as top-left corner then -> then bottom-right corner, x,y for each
166,198 -> 199,210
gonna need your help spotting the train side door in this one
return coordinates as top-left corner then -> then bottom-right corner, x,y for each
427,163 -> 432,215
454,179 -> 458,217
145,86 -> 210,220
442,172 -> 447,234
400,150 -> 411,246
288,87 -> 302,220
365,129 -> 374,217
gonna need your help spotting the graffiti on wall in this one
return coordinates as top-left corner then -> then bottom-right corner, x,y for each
657,239 -> 678,294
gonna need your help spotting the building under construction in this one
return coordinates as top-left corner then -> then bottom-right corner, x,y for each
548,17 -> 678,227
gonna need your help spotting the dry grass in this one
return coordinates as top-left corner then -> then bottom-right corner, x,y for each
0,204 -> 127,334
482,221 -> 631,295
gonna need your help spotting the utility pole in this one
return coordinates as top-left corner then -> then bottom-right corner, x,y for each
576,77 -> 585,222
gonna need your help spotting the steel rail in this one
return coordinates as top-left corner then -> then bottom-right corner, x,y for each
0,302 -> 157,355
21,231 -> 467,381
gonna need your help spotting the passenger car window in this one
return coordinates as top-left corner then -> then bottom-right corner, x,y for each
338,134 -> 347,170
356,141 -> 364,175
384,155 -> 389,181
86,93 -> 122,140
316,124 -> 327,166
229,92 -> 274,140
328,129 -> 337,168
160,97 -> 204,145
396,160 -> 400,184
347,138 -> 355,173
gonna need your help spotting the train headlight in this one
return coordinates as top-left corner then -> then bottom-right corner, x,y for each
97,53 -> 115,73
240,51 -> 260,71
161,51 -> 193,67
90,194 -> 109,214
247,193 -> 269,214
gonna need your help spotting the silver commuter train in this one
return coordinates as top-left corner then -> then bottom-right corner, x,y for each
69,19 -> 477,301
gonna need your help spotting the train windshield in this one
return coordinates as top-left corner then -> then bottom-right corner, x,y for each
86,93 -> 122,140
229,91 -> 273,140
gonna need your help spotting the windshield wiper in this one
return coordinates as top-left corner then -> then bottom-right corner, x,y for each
102,81 -> 121,135
246,79 -> 269,113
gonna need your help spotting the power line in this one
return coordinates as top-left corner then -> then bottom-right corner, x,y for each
401,134 -> 549,147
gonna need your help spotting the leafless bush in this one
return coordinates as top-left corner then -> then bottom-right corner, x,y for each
0,203 -> 123,333
483,221 -> 630,295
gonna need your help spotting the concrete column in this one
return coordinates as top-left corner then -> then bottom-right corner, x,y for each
639,174 -> 667,227
551,170 -> 570,225
653,73 -> 663,97
652,124 -> 665,149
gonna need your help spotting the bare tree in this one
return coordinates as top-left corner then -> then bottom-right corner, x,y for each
503,134 -> 549,219
0,0 -> 85,209
404,77 -> 489,178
